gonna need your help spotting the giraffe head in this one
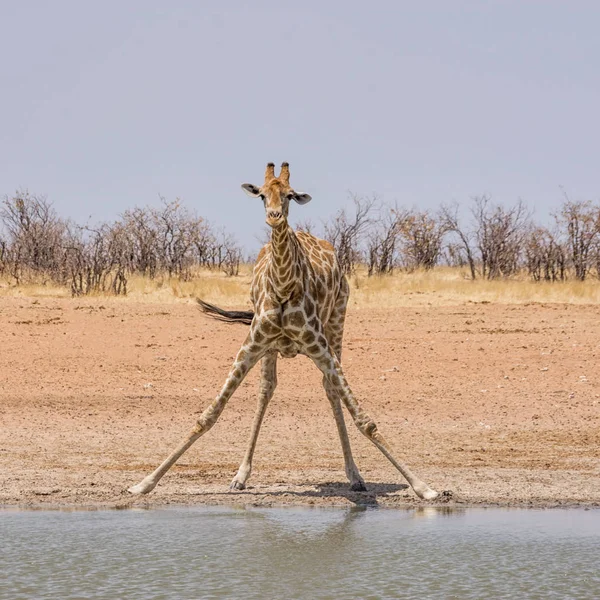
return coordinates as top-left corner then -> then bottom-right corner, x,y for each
241,162 -> 312,228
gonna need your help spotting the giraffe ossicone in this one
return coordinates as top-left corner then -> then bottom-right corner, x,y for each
128,163 -> 439,501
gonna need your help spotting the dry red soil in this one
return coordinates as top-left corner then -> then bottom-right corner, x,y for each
1,297 -> 598,509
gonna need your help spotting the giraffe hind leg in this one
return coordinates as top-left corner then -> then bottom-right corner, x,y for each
323,378 -> 367,491
311,347 -> 438,500
322,279 -> 367,491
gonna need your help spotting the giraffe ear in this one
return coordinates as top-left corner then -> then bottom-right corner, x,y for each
293,191 -> 312,205
241,183 -> 261,197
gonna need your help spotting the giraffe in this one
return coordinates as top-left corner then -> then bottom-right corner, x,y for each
128,162 -> 439,500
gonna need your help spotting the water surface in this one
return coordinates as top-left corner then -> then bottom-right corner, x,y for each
1,506 -> 598,599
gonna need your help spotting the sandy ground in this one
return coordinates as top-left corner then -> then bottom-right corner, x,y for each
1,296 -> 598,510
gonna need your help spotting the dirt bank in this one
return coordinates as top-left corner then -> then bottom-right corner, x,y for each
1,297 -> 598,509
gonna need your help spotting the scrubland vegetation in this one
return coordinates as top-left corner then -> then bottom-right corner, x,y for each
1,190 -> 600,304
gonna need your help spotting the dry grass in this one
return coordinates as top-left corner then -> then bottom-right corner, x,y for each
0,267 -> 254,307
127,266 -> 254,306
0,280 -> 70,299
1,266 -> 600,307
348,267 -> 600,307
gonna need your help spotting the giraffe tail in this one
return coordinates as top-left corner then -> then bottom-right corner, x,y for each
196,299 -> 254,325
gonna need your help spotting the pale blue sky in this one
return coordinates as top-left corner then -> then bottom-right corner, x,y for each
1,1 -> 599,249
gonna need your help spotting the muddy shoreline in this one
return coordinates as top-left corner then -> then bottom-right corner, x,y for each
3,495 -> 600,512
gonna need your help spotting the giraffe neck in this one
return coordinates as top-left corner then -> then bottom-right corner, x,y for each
268,223 -> 301,302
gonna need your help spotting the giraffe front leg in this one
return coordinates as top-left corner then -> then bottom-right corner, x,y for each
230,351 -> 278,490
311,349 -> 439,501
128,335 -> 265,495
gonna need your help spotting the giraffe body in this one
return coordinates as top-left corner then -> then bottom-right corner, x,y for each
251,229 -> 344,357
128,163 -> 438,500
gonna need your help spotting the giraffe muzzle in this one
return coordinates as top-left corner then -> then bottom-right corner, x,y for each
266,210 -> 284,226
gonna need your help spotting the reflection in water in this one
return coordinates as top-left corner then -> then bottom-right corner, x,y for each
1,506 -> 598,599
412,505 -> 467,519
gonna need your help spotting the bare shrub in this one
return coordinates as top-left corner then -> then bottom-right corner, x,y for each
396,210 -> 447,271
0,190 -> 248,293
0,235 -> 7,274
201,228 -> 240,275
441,198 -> 530,279
366,207 -> 404,276
0,191 -> 68,284
119,206 -> 159,278
212,230 -> 242,276
190,221 -> 218,270
594,239 -> 600,280
555,196 -> 600,281
119,198 -> 208,280
443,242 -> 469,269
440,203 -> 477,279
324,194 -> 375,274
152,198 -> 201,279
65,224 -> 128,296
524,227 -> 566,282
118,199 -> 240,278
4,185 -> 600,294
294,218 -> 317,235
471,196 -> 530,279
221,245 -> 242,276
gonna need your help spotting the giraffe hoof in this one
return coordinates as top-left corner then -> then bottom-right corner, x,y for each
350,481 -> 368,492
127,478 -> 156,495
416,487 -> 439,501
230,480 -> 246,491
